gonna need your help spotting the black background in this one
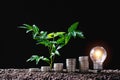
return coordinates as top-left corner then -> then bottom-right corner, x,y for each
2,1 -> 120,69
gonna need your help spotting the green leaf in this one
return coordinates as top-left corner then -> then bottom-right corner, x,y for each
69,31 -> 77,38
36,56 -> 49,65
57,45 -> 64,50
42,58 -> 50,63
18,26 -> 27,29
36,57 -> 41,65
68,22 -> 79,32
50,53 -> 55,59
33,32 -> 38,39
32,25 -> 39,33
34,31 -> 47,41
40,31 -> 47,39
47,32 -> 55,39
47,32 -> 65,39
56,37 -> 65,44
75,30 -> 85,38
50,41 -> 57,44
55,50 -> 60,56
68,30 -> 85,39
52,44 -> 56,52
26,29 -> 33,33
18,24 -> 33,32
54,32 -> 65,37
23,24 -> 33,30
37,40 -> 51,47
26,55 -> 41,64
26,55 -> 50,65
31,25 -> 39,39
65,34 -> 71,45
26,55 -> 38,62
50,50 -> 60,59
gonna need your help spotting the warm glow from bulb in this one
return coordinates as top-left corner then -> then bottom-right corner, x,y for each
93,50 -> 103,60
90,46 -> 107,70
90,46 -> 107,63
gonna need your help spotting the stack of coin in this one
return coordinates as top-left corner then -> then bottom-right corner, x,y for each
66,58 -> 76,72
54,63 -> 63,72
79,56 -> 89,72
29,68 -> 40,72
41,66 -> 50,72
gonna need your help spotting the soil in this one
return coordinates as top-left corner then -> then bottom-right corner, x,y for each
0,69 -> 120,80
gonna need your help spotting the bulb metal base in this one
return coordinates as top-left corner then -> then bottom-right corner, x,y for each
93,62 -> 103,70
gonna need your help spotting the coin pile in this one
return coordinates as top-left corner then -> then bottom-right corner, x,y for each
41,66 -> 50,72
54,63 -> 63,72
79,56 -> 89,72
66,58 -> 76,72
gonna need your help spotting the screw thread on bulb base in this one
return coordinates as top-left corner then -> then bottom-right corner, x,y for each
93,62 -> 103,70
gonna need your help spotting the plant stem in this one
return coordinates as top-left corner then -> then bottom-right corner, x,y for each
50,62 -> 52,69
49,45 -> 53,69
50,58 -> 53,69
49,36 -> 55,69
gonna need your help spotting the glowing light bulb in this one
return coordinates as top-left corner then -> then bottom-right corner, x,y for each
90,46 -> 107,70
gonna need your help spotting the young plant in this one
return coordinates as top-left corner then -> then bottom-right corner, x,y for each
18,22 -> 85,69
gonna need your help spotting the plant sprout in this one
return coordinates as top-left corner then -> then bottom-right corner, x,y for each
18,22 -> 85,69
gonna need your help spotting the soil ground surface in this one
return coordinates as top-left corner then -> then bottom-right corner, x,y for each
0,69 -> 120,80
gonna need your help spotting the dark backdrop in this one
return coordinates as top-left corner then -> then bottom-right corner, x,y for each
2,1 -> 120,69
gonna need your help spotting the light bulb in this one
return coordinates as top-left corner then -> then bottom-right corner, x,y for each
90,46 -> 107,70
